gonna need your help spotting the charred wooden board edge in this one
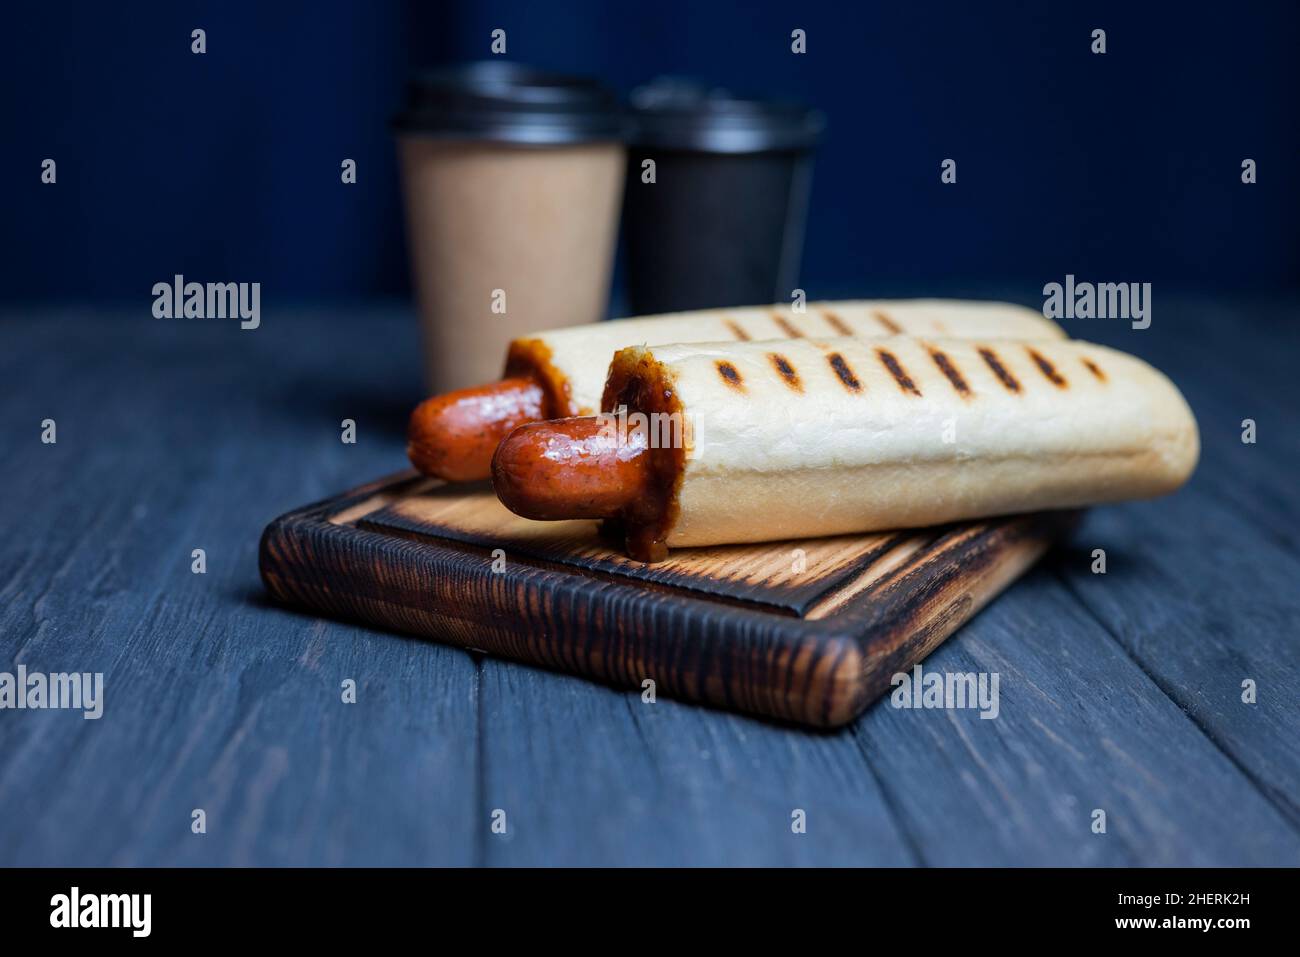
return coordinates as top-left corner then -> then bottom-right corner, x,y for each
260,510 -> 862,725
258,474 -> 1078,728
853,510 -> 1082,705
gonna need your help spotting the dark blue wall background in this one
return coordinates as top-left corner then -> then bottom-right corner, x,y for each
3,0 -> 1296,303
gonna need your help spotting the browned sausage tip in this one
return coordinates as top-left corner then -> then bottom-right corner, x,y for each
407,377 -> 546,482
492,416 -> 650,521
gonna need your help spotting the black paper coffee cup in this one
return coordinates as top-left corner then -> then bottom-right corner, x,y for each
621,79 -> 824,315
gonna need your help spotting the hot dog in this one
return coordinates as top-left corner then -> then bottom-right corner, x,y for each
492,336 -> 1199,562
409,299 -> 1065,481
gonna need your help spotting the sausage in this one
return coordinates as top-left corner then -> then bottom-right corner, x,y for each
408,299 -> 1066,483
407,377 -> 545,482
492,416 -> 650,520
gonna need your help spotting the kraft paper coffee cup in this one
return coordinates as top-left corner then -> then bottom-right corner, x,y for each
394,62 -> 626,392
622,79 -> 824,315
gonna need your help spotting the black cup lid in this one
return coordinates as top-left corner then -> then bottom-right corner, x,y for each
393,61 -> 626,145
628,78 -> 825,153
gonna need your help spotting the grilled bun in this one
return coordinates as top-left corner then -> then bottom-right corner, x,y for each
598,336 -> 1198,556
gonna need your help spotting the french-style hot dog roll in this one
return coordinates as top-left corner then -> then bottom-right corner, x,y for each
410,299 -> 1064,481
492,336 -> 1198,561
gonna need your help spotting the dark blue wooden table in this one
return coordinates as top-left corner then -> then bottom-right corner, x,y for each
2,292 -> 1297,866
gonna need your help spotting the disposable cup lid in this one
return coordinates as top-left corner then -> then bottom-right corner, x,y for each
393,61 -> 627,145
627,77 -> 825,153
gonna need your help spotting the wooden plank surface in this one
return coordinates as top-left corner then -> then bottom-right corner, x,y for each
475,661 -> 916,866
1,296 -> 1297,865
0,314 -> 479,866
852,566 -> 1300,865
1049,300 -> 1300,830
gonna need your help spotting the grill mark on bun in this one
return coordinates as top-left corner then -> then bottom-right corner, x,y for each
715,361 -> 745,390
978,347 -> 1021,393
724,320 -> 751,341
1082,357 -> 1107,382
821,310 -> 853,336
1027,347 -> 1068,388
827,352 -> 862,392
928,347 -> 971,396
876,348 -> 921,396
872,310 -> 902,334
772,314 -> 804,338
768,353 -> 803,391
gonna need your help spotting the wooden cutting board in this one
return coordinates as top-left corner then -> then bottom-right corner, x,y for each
259,471 -> 1077,727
